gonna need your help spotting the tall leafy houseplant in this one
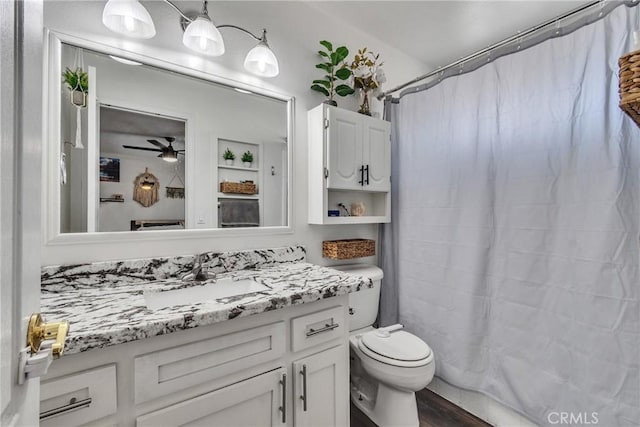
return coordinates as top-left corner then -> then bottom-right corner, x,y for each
311,41 -> 354,106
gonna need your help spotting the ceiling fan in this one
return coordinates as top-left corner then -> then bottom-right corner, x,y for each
123,137 -> 185,163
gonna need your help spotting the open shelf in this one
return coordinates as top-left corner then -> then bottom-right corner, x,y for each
100,198 -> 124,203
218,165 -> 258,172
320,215 -> 389,225
216,193 -> 259,200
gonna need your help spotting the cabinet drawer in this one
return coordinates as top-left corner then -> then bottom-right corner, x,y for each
135,321 -> 285,403
40,364 -> 117,427
136,368 -> 286,427
291,306 -> 345,352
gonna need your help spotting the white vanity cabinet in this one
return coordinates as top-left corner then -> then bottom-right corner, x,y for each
137,368 -> 287,427
293,346 -> 348,427
40,296 -> 350,427
308,104 -> 391,224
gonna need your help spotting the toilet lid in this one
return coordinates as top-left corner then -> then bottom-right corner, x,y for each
361,330 -> 431,361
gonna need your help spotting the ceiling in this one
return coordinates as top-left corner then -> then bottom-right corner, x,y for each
100,106 -> 185,157
313,1 -> 587,69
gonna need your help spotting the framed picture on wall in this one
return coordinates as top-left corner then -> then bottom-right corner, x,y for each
100,157 -> 120,182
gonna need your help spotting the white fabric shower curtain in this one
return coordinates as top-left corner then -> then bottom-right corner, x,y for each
383,6 -> 640,426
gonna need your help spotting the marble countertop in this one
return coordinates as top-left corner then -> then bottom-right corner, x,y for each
41,247 -> 371,355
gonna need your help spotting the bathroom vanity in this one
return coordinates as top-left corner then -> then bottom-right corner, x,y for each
39,247 -> 371,426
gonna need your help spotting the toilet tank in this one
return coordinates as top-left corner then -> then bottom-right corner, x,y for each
331,264 -> 384,332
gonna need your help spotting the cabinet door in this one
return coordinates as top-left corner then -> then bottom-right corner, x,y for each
362,116 -> 391,192
293,346 -> 348,427
326,107 -> 363,190
136,368 -> 286,427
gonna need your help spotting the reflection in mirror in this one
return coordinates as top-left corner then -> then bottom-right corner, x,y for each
57,43 -> 289,234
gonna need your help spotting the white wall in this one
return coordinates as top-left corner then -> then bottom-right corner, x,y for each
42,1 -> 428,266
98,151 -> 186,232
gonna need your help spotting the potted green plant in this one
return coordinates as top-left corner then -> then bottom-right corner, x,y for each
223,148 -> 236,165
241,151 -> 254,168
62,67 -> 89,108
310,40 -> 354,106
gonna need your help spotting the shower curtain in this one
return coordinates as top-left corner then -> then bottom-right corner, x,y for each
381,5 -> 640,426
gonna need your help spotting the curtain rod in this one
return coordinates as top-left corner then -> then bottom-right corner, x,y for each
378,0 -> 636,101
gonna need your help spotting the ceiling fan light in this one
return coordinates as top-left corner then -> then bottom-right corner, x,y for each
102,0 -> 156,39
161,151 -> 179,163
244,41 -> 279,77
183,16 -> 225,56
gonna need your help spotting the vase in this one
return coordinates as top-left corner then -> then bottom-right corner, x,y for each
225,159 -> 234,165
243,161 -> 252,168
358,88 -> 372,116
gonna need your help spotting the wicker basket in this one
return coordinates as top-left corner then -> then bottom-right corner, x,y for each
619,50 -> 640,127
219,181 -> 257,195
322,239 -> 375,260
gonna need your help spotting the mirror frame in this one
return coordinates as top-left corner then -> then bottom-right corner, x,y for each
43,30 -> 294,246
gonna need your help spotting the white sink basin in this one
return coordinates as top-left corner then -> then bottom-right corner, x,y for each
144,277 -> 270,310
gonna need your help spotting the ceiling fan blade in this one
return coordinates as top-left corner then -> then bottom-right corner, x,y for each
123,145 -> 163,152
147,139 -> 168,149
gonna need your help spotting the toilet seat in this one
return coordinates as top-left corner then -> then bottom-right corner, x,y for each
357,330 -> 433,368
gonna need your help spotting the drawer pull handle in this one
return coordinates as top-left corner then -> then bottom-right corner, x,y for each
300,364 -> 308,411
279,373 -> 286,423
40,397 -> 92,420
306,322 -> 339,337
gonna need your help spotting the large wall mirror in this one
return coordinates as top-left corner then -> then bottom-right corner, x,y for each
47,32 -> 292,240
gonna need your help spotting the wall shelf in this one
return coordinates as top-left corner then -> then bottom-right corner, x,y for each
100,198 -> 124,203
217,193 -> 259,200
218,165 -> 258,172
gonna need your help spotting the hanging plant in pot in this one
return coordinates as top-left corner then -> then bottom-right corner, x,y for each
62,67 -> 89,108
350,48 -> 385,116
310,40 -> 355,106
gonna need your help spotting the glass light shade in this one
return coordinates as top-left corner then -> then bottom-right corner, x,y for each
161,151 -> 178,162
102,0 -> 156,39
244,42 -> 279,77
182,16 -> 225,56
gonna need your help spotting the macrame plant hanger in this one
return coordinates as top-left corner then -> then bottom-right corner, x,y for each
71,48 -> 86,149
166,165 -> 185,199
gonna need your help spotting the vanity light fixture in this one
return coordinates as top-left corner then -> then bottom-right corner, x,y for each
101,0 -> 279,78
102,0 -> 156,39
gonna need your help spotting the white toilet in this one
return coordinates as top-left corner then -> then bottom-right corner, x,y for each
332,264 -> 435,427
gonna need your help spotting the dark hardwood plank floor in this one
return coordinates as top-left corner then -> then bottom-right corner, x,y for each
350,388 -> 493,427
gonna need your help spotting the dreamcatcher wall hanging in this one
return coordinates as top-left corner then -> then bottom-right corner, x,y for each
133,167 -> 160,207
166,166 -> 185,199
62,48 -> 88,149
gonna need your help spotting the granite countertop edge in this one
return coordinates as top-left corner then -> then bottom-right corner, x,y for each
42,260 -> 371,356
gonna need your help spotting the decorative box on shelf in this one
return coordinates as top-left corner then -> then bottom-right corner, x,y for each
619,49 -> 640,126
322,239 -> 375,259
219,181 -> 257,195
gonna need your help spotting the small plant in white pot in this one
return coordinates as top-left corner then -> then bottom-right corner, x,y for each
242,151 -> 254,168
62,67 -> 89,107
223,148 -> 235,165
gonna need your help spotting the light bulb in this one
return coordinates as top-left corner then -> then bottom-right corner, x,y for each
124,15 -> 136,32
244,41 -> 279,78
182,16 -> 224,56
102,0 -> 155,39
199,36 -> 208,51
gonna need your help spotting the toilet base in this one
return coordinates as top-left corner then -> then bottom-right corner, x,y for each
350,380 -> 419,427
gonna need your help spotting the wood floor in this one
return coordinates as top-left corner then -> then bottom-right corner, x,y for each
350,388 -> 493,427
